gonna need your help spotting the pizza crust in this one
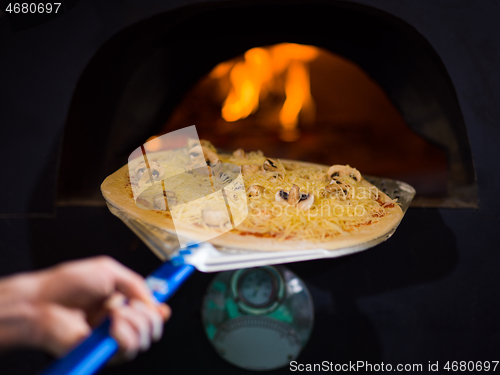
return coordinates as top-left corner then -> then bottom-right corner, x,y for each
101,155 -> 403,252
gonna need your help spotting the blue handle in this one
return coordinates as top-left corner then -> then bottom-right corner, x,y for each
39,262 -> 196,375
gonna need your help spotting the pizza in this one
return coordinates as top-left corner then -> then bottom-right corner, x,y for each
101,140 -> 403,251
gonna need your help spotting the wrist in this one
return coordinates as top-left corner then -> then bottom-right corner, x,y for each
0,271 -> 44,303
0,295 -> 40,348
0,274 -> 45,350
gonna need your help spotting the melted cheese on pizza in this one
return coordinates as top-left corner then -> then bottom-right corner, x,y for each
218,152 -> 397,242
130,144 -> 397,242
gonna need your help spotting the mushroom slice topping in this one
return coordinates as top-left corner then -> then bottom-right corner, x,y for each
297,194 -> 314,210
275,189 -> 288,203
189,145 -> 221,166
134,163 -> 148,180
187,138 -> 200,150
329,179 -> 351,199
153,191 -> 177,210
241,164 -> 262,176
209,162 -> 224,177
200,140 -> 218,153
247,185 -> 264,197
201,209 -> 229,227
215,172 -> 233,189
153,194 -> 167,210
135,161 -> 165,187
275,185 -> 314,210
327,165 -> 361,182
149,162 -> 165,180
219,172 -> 233,184
326,182 -> 348,198
325,184 -> 340,195
287,184 -> 301,205
187,163 -> 210,176
232,148 -> 246,159
263,158 -> 280,173
187,139 -> 217,153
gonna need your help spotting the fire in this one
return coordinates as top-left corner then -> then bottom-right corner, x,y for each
219,47 -> 272,122
279,60 -> 315,141
214,43 -> 318,140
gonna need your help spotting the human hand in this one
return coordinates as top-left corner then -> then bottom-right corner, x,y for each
0,256 -> 170,360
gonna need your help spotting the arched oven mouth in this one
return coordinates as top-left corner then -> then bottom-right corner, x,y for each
57,1 -> 477,209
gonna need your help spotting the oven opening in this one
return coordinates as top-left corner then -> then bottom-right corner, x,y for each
161,43 -> 447,200
57,2 -> 477,208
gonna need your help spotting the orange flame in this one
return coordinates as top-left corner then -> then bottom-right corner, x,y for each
221,47 -> 273,122
279,61 -> 313,129
216,43 -> 318,138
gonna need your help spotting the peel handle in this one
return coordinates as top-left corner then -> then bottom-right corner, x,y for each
39,262 -> 196,375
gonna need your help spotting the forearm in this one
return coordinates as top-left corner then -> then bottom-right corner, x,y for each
0,301 -> 40,350
0,273 -> 44,350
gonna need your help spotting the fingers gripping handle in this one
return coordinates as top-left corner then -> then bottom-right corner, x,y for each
39,319 -> 118,375
39,262 -> 196,375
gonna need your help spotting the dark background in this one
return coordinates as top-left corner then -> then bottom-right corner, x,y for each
0,0 -> 499,374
